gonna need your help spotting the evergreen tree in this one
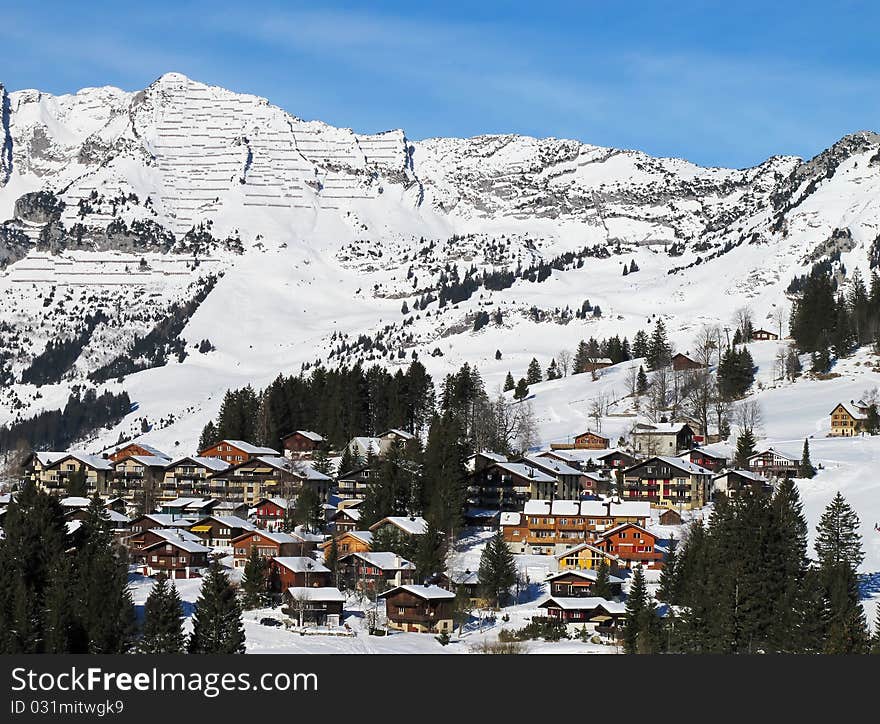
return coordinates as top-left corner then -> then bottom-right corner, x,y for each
872,605 -> 880,654
546,359 -> 559,380
592,558 -> 613,599
65,468 -> 87,498
198,421 -> 218,452
43,554 -> 86,653
822,562 -> 870,654
240,548 -> 269,610
734,429 -> 756,468
526,358 -> 543,385
422,411 -> 468,537
636,366 -> 648,394
413,518 -> 447,582
310,448 -> 334,476
513,378 -> 529,401
632,330 -> 649,360
478,530 -> 517,608
503,372 -> 515,392
295,484 -> 324,533
188,558 -> 246,654
866,404 -> 880,435
139,575 -> 186,654
647,320 -> 672,370
799,438 -> 817,478
325,535 -> 340,587
623,564 -> 648,653
815,492 -> 864,571
657,538 -> 678,603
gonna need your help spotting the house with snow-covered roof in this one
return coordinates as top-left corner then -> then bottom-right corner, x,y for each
369,515 -> 428,538
161,455 -> 230,500
622,455 -> 712,510
631,421 -> 695,456
467,461 -> 557,511
231,528 -> 316,566
26,451 -> 113,496
829,400 -> 870,437
745,448 -> 801,478
108,442 -> 170,462
208,456 -> 332,505
712,469 -> 772,497
197,439 -> 280,464
280,430 -> 326,458
338,551 -> 416,592
545,568 -> 624,598
270,556 -> 331,591
378,585 -> 455,634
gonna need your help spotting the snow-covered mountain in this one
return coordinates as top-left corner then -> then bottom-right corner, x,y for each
1,72 -> 880,457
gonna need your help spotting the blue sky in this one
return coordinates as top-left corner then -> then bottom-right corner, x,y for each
2,1 -> 878,168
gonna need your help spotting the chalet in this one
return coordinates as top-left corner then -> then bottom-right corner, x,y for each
429,569 -> 483,605
282,587 -> 345,626
545,568 -> 624,598
580,469 -> 614,497
713,469 -> 772,496
346,437 -> 382,460
595,449 -> 639,470
197,439 -> 280,465
104,497 -> 128,514
59,496 -> 91,510
550,431 -> 609,451
27,452 -> 113,496
537,596 -> 626,629
338,551 -> 416,592
521,454 -> 585,500
141,534 -> 211,578
751,329 -> 779,341
581,358 -> 613,373
212,500 -> 250,519
270,556 -> 331,591
253,497 -> 289,527
109,454 -> 169,502
336,464 -> 379,500
671,352 -> 704,372
108,442 -> 169,463
130,527 -> 204,564
161,456 -> 230,500
467,462 -> 557,510
829,401 -> 869,437
379,429 -> 416,452
682,447 -> 729,472
319,530 -> 373,556
631,422 -> 695,456
555,542 -> 621,572
280,430 -> 325,458
369,515 -> 428,539
158,497 -> 219,520
188,515 -> 255,547
595,522 -> 663,569
746,448 -> 800,478
622,456 -> 712,509
232,529 -> 315,567
464,451 -> 508,473
329,507 -> 361,533
379,585 -> 455,634
501,498 -> 651,556
207,456 -> 332,505
126,513 -> 197,550
658,508 -> 683,526
65,506 -> 130,531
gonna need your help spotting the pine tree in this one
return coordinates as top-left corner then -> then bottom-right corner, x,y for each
822,562 -> 870,654
647,320 -> 672,370
65,468 -> 87,498
866,404 -> 880,435
592,558 -> 613,599
546,359 -> 559,380
623,564 -> 648,653
240,548 -> 268,610
657,538 -> 678,603
478,530 -> 517,608
495,349 -> 502,360
872,604 -> 880,654
295,485 -> 324,533
198,421 -> 218,452
799,438 -> 816,478
815,492 -> 864,571
513,378 -> 529,401
43,554 -> 86,653
188,558 -> 246,654
311,448 -> 334,476
526,358 -> 543,385
503,372 -> 515,392
734,429 -> 756,468
413,518 -> 447,582
139,575 -> 186,653
325,535 -> 340,587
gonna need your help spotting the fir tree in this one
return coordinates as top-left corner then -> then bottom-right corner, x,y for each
623,564 -> 648,653
546,359 -> 559,380
188,558 -> 246,654
636,366 -> 648,394
240,548 -> 269,610
295,484 -> 324,533
478,530 -> 517,608
65,468 -> 87,498
647,320 -> 672,370
592,558 -> 613,599
198,421 -> 218,452
526,358 -> 543,385
734,429 -> 756,468
413,518 -> 447,582
866,404 -> 880,435
815,492 -> 864,571
632,330 -> 649,360
503,372 -> 515,392
139,575 -> 186,653
513,378 -> 529,401
872,605 -> 880,654
657,538 -> 678,603
822,562 -> 870,654
325,535 -> 340,587
310,448 -> 333,476
799,438 -> 817,478
422,411 -> 468,537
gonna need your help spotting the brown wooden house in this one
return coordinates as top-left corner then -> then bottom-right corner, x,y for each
545,568 -> 624,598
378,585 -> 455,633
595,523 -> 663,569
282,587 -> 345,626
280,430 -> 325,458
231,529 -> 314,567
188,515 -> 255,547
197,439 -> 280,465
141,535 -> 211,578
320,530 -> 373,556
751,329 -> 779,341
108,442 -> 169,463
671,352 -> 704,372
270,556 -> 331,592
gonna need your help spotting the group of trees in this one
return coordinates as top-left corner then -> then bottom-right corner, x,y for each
648,485 -> 877,654
790,267 -> 880,371
0,481 -> 246,654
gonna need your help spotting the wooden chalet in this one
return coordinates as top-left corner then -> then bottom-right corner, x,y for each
197,439 -> 280,465
27,452 -> 113,496
521,454 -> 585,500
253,497 -> 289,527
320,530 -> 373,556
658,508 -> 683,526
280,430 -> 325,457
378,585 -> 455,634
109,454 -> 169,503
683,447 -> 729,472
712,469 -> 772,497
270,556 -> 331,591
329,506 -> 361,533
622,456 -> 712,510
545,568 -> 624,598
746,448 -> 800,478
555,542 -> 621,572
161,456 -> 230,500
336,464 -> 379,500
108,442 -> 169,463
551,430 -> 609,451
428,569 -> 484,605
537,596 -> 626,630
158,497 -> 219,520
141,533 -> 211,578
126,513 -> 198,551
188,515 -> 255,547
594,522 -> 663,569
338,551 -> 416,592
282,587 -> 345,626
369,515 -> 428,538
631,422 -> 695,456
671,352 -> 704,372
581,358 -> 613,373
464,451 -> 509,473
207,456 -> 332,505
595,449 -> 639,470
751,329 -> 779,341
829,401 -> 869,437
232,529 -> 315,567
467,461 -> 557,511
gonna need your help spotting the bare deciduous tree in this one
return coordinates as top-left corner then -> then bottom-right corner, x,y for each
693,325 -> 720,368
734,306 -> 754,341
557,349 -> 572,378
771,304 -> 787,339
733,399 -> 763,436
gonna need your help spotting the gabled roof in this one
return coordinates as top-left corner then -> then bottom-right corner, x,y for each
712,468 -> 768,483
32,451 -> 69,467
831,401 -> 868,420
60,496 -> 91,508
167,455 -> 231,472
149,528 -> 204,545
283,586 -> 345,602
554,542 -> 619,561
226,456 -> 332,481
339,551 -> 414,570
378,584 -> 454,601
192,515 -> 255,530
682,447 -> 727,461
207,440 -> 280,455
162,497 -> 216,510
381,428 -> 415,440
143,534 -> 211,554
545,568 -> 624,585
746,447 -> 799,463
331,508 -> 361,521
522,454 -> 583,477
117,454 -> 171,468
272,556 -> 330,574
537,596 -> 626,614
256,497 -> 290,511
597,521 -> 657,541
468,451 -> 508,463
282,430 -> 325,442
493,462 -> 556,483
45,452 -> 113,471
113,442 -> 170,459
574,430 -> 609,440
520,498 -> 651,519
350,437 -> 381,454
500,512 -> 521,526
632,422 -> 692,435
625,456 -> 712,476
132,513 -> 197,528
231,529 -> 306,545
369,516 -> 428,535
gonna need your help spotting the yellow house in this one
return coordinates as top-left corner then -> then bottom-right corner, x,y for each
554,542 -> 620,572
829,401 -> 868,437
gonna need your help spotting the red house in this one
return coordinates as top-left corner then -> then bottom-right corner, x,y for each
280,430 -> 325,457
270,556 -> 331,592
595,523 -> 663,569
231,529 -> 314,567
197,439 -> 280,465
684,448 -> 728,472
671,353 -> 704,372
108,442 -> 170,463
253,497 -> 289,527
